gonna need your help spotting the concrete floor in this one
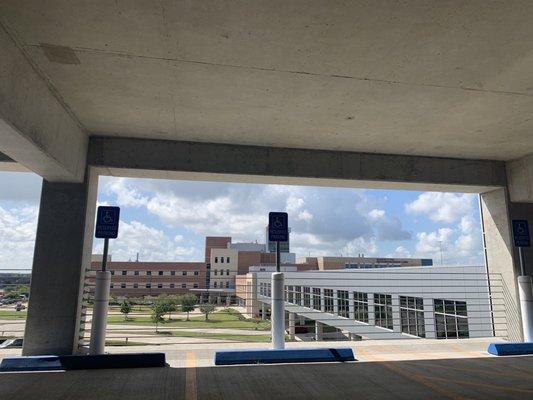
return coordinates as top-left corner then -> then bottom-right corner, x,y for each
0,355 -> 532,400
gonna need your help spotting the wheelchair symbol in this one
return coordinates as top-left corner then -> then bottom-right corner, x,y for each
273,217 -> 284,229
103,211 -> 114,224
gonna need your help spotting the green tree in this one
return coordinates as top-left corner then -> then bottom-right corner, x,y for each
120,299 -> 133,321
200,303 -> 216,321
179,294 -> 197,321
155,294 -> 177,321
151,302 -> 165,332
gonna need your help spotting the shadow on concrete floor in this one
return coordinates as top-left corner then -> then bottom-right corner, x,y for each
0,356 -> 532,400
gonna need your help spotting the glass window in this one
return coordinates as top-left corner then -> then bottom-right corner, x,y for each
170,283 -> 175,289
220,257 -> 224,264
157,283 -> 162,289
226,269 -> 230,276
146,283 -> 151,288
400,296 -> 425,337
354,292 -> 368,323
110,270 -> 115,275
337,290 -> 349,318
122,270 -> 127,276
182,271 -> 187,276
146,271 -> 152,276
226,281 -> 229,288
227,257 -> 230,263
171,271 -> 175,276
312,288 -> 321,310
134,270 -> 139,276
158,271 -> 163,276
214,281 -> 218,288
214,269 -> 218,276
133,283 -> 138,288
374,293 -> 393,330
193,283 -> 199,289
110,283 -> 114,288
287,286 -> 294,303
303,287 -> 311,308
194,271 -> 199,276
434,298 -> 469,339
181,283 -> 187,288
215,257 -> 218,263
121,283 -> 126,288
294,286 -> 302,305
324,289 -> 334,313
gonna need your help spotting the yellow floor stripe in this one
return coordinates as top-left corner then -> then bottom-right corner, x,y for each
185,352 -> 197,400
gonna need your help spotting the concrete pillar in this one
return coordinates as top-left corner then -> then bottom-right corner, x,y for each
23,171 -> 98,355
248,273 -> 258,318
315,321 -> 324,341
288,312 -> 296,341
392,295 -> 401,333
261,302 -> 266,320
349,291 -> 355,320
480,189 -> 523,341
367,293 -> 376,326
271,272 -> 285,349
89,271 -> 111,354
423,298 -> 436,339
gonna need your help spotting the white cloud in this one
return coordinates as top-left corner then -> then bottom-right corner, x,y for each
0,206 -> 38,271
405,192 -> 476,223
93,220 -> 199,262
368,209 -> 385,220
105,178 -> 148,207
387,246 -> 412,258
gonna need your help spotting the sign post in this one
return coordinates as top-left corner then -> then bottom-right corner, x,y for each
268,212 -> 288,349
512,219 -> 533,342
90,206 -> 120,354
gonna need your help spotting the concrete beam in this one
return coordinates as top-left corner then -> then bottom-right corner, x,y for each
507,154 -> 533,203
89,137 -> 506,193
0,150 -> 29,172
0,21 -> 87,182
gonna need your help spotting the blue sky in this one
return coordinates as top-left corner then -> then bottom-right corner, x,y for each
0,171 -> 484,271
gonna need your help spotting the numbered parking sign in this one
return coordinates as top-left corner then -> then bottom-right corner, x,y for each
95,206 -> 120,239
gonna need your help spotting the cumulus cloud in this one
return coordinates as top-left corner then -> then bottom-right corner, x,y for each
0,206 -> 39,271
93,220 -> 199,262
405,192 -> 476,223
96,178 -> 415,259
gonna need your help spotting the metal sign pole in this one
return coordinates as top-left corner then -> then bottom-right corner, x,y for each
276,241 -> 280,272
90,206 -> 120,355
102,238 -> 109,272
519,246 -> 526,276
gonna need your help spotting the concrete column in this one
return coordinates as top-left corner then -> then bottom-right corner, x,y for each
288,312 -> 296,341
23,171 -> 98,355
392,295 -> 401,333
518,276 -> 533,342
423,298 -> 436,339
89,271 -> 111,354
315,321 -> 324,341
367,293 -> 376,326
248,273 -> 258,318
271,272 -> 285,349
333,290 -> 339,315
261,302 -> 266,320
349,291 -> 355,320
480,189 -> 522,341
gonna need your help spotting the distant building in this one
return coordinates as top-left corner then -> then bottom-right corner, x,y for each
298,256 -> 432,270
89,261 -> 206,297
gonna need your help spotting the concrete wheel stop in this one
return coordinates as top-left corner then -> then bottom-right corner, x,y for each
0,353 -> 167,372
487,342 -> 533,356
214,347 -> 355,365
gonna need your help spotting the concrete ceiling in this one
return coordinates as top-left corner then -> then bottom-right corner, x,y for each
2,0 -> 533,161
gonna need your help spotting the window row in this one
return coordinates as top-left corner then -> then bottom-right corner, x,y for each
110,282 -> 199,289
214,257 -> 231,263
213,269 -> 232,276
110,270 -> 199,276
212,281 -> 232,289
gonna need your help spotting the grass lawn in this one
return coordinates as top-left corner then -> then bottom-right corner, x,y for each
143,330 -> 274,342
108,309 -> 270,330
105,340 -> 148,346
0,310 -> 27,320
